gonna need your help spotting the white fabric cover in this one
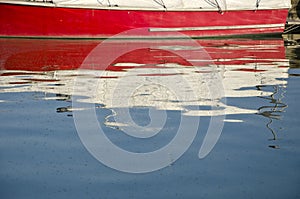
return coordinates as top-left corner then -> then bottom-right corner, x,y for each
4,0 -> 292,10
52,0 -> 291,10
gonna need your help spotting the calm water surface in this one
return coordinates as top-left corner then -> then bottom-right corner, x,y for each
0,37 -> 299,198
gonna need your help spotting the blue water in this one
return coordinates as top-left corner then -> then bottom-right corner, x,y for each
0,38 -> 299,198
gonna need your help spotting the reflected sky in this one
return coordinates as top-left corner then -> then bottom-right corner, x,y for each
0,38 -> 299,198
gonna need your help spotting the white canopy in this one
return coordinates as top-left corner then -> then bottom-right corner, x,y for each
52,0 -> 291,10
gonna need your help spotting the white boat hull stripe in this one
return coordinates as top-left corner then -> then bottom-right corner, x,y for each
149,24 -> 284,32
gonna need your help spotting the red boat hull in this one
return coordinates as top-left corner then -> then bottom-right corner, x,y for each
0,2 -> 289,38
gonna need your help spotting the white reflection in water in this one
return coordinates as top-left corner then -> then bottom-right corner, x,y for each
0,64 -> 288,117
0,38 -> 289,121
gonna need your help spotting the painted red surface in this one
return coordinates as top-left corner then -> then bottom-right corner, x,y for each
0,39 -> 285,72
0,3 -> 289,38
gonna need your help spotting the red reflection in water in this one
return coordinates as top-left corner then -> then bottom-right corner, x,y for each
0,38 -> 286,73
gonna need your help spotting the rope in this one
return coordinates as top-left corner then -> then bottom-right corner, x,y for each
96,0 -> 118,7
204,0 -> 224,13
96,0 -> 104,5
204,0 -> 217,7
256,0 -> 262,9
214,0 -> 223,13
153,0 -> 166,9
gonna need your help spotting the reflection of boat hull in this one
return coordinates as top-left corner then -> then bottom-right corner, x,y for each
0,38 -> 289,117
0,38 -> 286,72
0,2 -> 289,38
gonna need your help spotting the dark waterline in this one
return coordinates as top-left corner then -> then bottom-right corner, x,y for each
0,37 -> 299,199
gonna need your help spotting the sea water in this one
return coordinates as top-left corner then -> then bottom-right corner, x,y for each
0,37 -> 299,199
